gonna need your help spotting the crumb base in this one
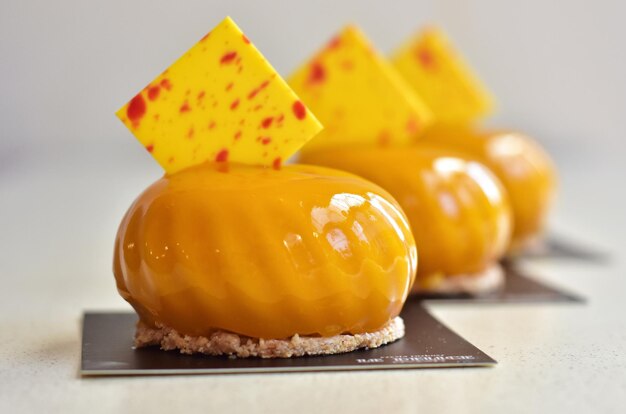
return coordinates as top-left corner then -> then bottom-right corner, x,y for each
413,263 -> 504,296
507,233 -> 545,257
135,317 -> 405,359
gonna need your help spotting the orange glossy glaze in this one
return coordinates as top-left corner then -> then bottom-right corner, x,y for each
113,163 -> 417,339
421,125 -> 557,253
300,145 -> 512,291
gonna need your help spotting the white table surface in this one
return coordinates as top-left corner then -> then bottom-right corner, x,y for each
1,143 -> 624,413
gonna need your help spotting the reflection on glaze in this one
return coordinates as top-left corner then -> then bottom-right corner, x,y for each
488,133 -> 525,156
432,156 -> 466,177
466,162 -> 503,204
113,163 -> 417,339
368,192 -> 412,245
300,145 -> 512,289
311,193 -> 366,233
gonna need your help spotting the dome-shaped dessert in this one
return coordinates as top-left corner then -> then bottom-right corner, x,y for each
114,163 -> 417,343
300,145 -> 512,294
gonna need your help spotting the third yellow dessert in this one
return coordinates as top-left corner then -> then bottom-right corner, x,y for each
391,27 -> 557,253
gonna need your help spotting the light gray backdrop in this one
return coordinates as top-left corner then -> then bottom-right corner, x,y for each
1,0 -> 624,160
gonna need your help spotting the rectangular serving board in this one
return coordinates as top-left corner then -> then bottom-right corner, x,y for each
81,302 -> 496,376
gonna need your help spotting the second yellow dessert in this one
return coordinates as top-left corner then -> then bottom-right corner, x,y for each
301,145 -> 511,293
421,125 -> 556,253
292,25 -> 513,294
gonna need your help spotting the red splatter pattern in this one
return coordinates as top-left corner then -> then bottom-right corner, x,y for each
248,80 -> 270,100
230,99 -> 240,110
417,47 -> 436,69
180,102 -> 191,113
220,51 -> 238,64
147,86 -> 160,101
272,157 -> 282,170
406,117 -> 419,134
234,131 -> 242,140
260,117 -> 273,128
226,82 -> 234,91
127,94 -> 146,123
215,149 -> 229,162
145,144 -> 154,152
292,100 -> 306,120
160,79 -> 172,90
327,36 -> 341,50
308,62 -> 326,84
242,34 -> 250,44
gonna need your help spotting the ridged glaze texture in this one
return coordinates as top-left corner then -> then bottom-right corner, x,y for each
421,126 -> 557,252
113,163 -> 417,339
300,145 -> 512,288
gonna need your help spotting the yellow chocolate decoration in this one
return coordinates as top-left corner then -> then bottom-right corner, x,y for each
391,27 -> 495,124
288,25 -> 432,153
116,17 -> 323,174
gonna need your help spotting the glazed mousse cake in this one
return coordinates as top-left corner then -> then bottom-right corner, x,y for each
113,17 -> 417,358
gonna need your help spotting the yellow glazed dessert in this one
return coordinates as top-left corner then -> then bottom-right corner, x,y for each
391,27 -> 557,253
112,17 -> 417,358
291,26 -> 512,295
301,146 -> 511,293
421,125 -> 556,253
114,163 -> 416,340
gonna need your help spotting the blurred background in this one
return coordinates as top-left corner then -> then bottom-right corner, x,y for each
3,3 -> 626,410
0,0 -> 624,311
2,0 -> 625,155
